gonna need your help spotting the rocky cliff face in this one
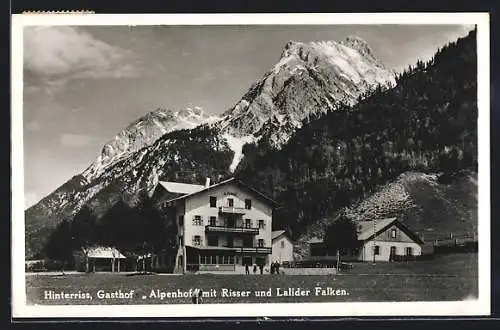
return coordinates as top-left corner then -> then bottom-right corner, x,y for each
82,107 -> 219,181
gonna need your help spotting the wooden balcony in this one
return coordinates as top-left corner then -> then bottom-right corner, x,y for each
219,206 -> 247,214
234,246 -> 272,254
205,225 -> 259,235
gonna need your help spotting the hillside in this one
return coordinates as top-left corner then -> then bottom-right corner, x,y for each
293,171 -> 477,258
235,29 -> 478,240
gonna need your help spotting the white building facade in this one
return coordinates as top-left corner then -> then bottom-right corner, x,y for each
157,178 -> 276,273
357,219 -> 423,262
271,230 -> 294,263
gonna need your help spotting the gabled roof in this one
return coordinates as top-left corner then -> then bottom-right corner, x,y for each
82,246 -> 126,259
357,218 -> 397,241
163,177 -> 279,207
158,181 -> 205,195
357,218 -> 424,244
272,230 -> 286,241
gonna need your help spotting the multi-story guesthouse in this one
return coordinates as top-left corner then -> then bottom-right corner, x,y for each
153,177 -> 278,273
308,218 -> 423,262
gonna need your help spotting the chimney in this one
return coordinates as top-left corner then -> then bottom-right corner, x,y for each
205,177 -> 211,188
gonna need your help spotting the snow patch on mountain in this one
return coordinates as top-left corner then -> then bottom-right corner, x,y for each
223,133 -> 257,172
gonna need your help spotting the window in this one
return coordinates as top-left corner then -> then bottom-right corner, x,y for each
245,199 -> 252,210
193,235 -> 201,246
258,239 -> 264,247
258,220 -> 265,229
222,256 -> 233,264
406,247 -> 413,256
374,245 -> 380,255
193,215 -> 203,226
390,246 -> 396,256
209,216 -> 216,226
227,237 -> 234,248
391,229 -> 397,239
209,196 -> 217,208
179,236 -> 183,245
207,235 -> 218,246
245,219 -> 252,228
280,241 -> 285,249
178,215 -> 184,226
228,198 -> 234,207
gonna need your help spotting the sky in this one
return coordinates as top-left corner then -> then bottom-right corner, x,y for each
22,24 -> 474,209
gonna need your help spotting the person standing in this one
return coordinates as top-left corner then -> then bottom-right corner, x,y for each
245,263 -> 250,275
259,263 -> 263,275
275,261 -> 280,275
198,289 -> 203,304
191,288 -> 200,304
253,264 -> 257,274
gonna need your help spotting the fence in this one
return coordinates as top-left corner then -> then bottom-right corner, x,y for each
282,259 -> 353,270
186,264 -> 236,272
432,234 -> 478,254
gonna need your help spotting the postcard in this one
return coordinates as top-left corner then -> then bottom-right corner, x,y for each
11,12 -> 490,318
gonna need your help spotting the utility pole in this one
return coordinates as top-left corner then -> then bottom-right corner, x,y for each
372,219 -> 376,263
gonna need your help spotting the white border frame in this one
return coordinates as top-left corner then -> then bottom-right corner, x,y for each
11,12 -> 490,318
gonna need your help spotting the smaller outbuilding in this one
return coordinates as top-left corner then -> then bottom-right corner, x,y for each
74,246 -> 127,272
356,218 -> 423,261
307,218 -> 423,262
271,230 -> 294,264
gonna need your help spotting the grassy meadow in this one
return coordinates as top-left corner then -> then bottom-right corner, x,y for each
26,253 -> 478,305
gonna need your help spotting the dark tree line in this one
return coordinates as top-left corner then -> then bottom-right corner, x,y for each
235,29 -> 478,239
42,192 -> 177,266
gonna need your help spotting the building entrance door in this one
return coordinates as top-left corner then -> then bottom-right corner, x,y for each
226,216 -> 235,228
256,257 -> 265,267
242,256 -> 252,266
390,246 -> 396,261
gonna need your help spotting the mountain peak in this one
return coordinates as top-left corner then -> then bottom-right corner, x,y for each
82,106 -> 220,180
342,36 -> 371,51
221,35 -> 396,147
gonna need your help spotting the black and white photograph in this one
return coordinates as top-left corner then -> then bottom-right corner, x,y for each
11,13 -> 490,318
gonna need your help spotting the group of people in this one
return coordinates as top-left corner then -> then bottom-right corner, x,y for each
244,261 -> 281,275
245,263 -> 264,275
